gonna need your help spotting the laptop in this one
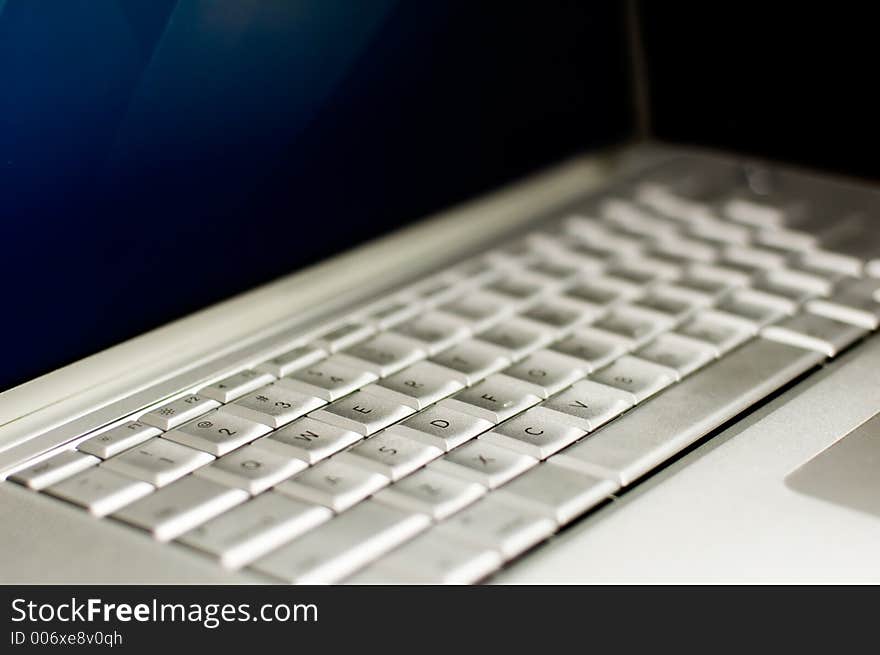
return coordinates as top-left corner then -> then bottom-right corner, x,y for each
2,2 -> 879,584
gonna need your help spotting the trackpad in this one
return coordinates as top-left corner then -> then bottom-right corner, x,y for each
787,412 -> 880,518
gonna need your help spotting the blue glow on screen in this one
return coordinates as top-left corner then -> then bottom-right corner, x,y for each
0,1 -> 630,391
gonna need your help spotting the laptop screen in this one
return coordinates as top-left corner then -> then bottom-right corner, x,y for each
0,1 -> 632,392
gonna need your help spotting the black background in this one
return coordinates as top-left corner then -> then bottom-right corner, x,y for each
640,2 -> 880,180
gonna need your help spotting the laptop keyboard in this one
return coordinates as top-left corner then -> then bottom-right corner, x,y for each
8,163 -> 880,584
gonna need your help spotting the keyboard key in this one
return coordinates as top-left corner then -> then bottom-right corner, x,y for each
387,406 -> 493,452
476,317 -> 554,360
635,332 -> 717,378
797,249 -> 863,278
716,288 -> 795,325
44,467 -> 153,517
521,297 -> 593,331
551,327 -> 629,370
178,492 -> 332,569
335,431 -> 442,480
194,444 -> 307,494
807,277 -> 880,329
481,410 -> 586,459
720,244 -> 788,273
310,391 -> 414,436
163,409 -> 272,456
335,332 -> 426,377
362,531 -> 502,584
310,322 -> 375,353
632,285 -> 709,319
605,258 -> 681,285
366,299 -> 422,329
589,356 -> 677,402
275,459 -> 389,512
440,291 -> 513,330
430,440 -> 537,488
113,476 -> 248,542
762,312 -> 867,357
224,384 -> 325,428
10,450 -> 100,490
255,345 -> 326,378
78,421 -> 161,459
391,311 -> 471,354
495,461 -> 618,525
553,338 -> 824,485
429,339 -> 511,386
439,374 -> 542,424
252,417 -> 361,464
592,305 -> 674,347
502,349 -> 588,397
484,276 -> 548,303
366,361 -> 464,409
251,500 -> 430,584
539,379 -> 635,431
676,310 -> 756,354
374,468 -> 486,520
199,369 -> 275,403
280,358 -> 378,401
102,437 -> 214,487
564,276 -> 641,309
436,497 -> 555,559
140,394 -> 221,430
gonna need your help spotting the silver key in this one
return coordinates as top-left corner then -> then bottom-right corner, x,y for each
366,361 -> 464,410
335,332 -> 426,377
163,409 -> 272,456
78,421 -> 161,459
676,309 -> 756,354
310,322 -> 375,353
476,318 -> 554,360
633,285 -> 708,320
429,339 -> 511,386
539,379 -> 634,431
366,299 -> 422,329
605,258 -> 681,285
255,345 -> 326,378
200,369 -> 276,403
430,440 -> 537,488
762,312 -> 867,357
436,497 -> 555,560
495,461 -> 618,525
10,450 -> 99,490
140,394 -> 221,430
798,249 -> 863,278
551,327 -> 630,370
310,391 -> 414,436
387,406 -> 493,452
391,311 -> 471,354
44,467 -> 153,517
807,277 -> 880,330
635,332 -> 717,378
363,531 -> 502,584
521,297 -> 593,331
251,500 -> 430,584
589,355 -> 677,402
113,475 -> 247,541
275,458 -> 389,512
374,468 -> 485,520
553,338 -> 824,485
252,417 -> 361,464
224,383 -> 326,428
481,409 -> 586,459
721,244 -> 788,273
502,348 -> 588,397
755,268 -> 832,300
716,288 -> 794,326
484,276 -> 549,303
102,437 -> 214,487
440,374 -> 542,424
592,305 -> 674,347
178,492 -> 332,569
336,431 -> 442,480
440,291 -> 514,330
194,444 -> 307,494
564,276 -> 641,309
280,358 -> 378,401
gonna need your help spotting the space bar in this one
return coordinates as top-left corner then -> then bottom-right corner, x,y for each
552,338 -> 825,485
